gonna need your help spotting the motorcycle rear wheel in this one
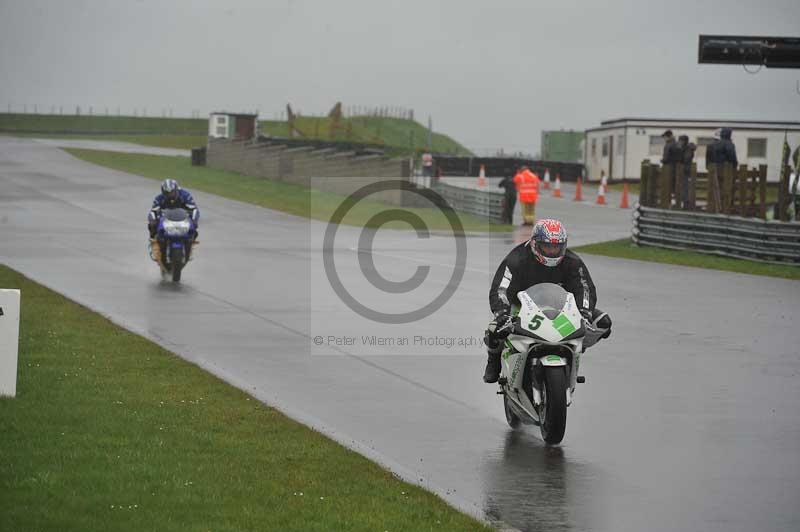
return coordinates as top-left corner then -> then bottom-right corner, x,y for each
539,367 -> 567,444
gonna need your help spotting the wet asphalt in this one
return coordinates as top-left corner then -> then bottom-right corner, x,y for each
1,137 -> 798,531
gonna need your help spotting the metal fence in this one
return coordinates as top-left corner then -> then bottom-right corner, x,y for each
432,180 -> 504,223
633,205 -> 800,264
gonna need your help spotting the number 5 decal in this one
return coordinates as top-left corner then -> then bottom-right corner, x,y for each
529,314 -> 544,330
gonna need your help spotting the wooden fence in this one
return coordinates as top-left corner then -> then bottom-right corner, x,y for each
639,161 -> 769,219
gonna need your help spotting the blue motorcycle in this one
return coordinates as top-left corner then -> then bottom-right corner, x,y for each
152,208 -> 197,282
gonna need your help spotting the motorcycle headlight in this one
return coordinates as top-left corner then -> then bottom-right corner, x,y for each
163,219 -> 191,236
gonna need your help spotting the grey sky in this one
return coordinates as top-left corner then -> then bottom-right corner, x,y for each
1,0 -> 798,154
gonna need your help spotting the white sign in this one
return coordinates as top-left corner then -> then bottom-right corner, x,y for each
0,289 -> 20,397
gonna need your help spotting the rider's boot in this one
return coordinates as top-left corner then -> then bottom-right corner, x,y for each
149,238 -> 161,263
483,332 -> 503,383
483,351 -> 501,383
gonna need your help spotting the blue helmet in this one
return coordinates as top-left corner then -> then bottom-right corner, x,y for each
161,178 -> 179,200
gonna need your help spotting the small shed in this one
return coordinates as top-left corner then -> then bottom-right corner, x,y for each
208,112 -> 258,140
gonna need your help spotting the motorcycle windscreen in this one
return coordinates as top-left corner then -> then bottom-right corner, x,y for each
524,283 -> 567,319
162,208 -> 189,222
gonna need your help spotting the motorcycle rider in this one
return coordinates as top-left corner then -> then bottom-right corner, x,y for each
483,218 -> 611,383
148,178 -> 199,263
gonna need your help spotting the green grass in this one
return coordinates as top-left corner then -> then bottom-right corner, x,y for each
573,238 -> 800,280
0,113 -> 207,135
64,148 -> 508,232
1,113 -> 472,156
288,116 -> 472,156
0,264 -> 490,532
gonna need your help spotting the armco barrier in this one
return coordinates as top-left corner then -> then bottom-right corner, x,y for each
633,205 -> 800,264
433,180 -> 504,223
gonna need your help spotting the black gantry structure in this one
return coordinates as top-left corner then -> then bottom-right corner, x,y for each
698,35 -> 800,69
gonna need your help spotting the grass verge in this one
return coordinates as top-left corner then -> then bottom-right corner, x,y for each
0,113 -> 472,155
0,264 -> 490,532
64,148 -> 509,232
573,238 -> 800,280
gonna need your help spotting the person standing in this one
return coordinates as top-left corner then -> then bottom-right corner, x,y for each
661,130 -> 682,165
513,166 -> 540,225
717,128 -> 738,167
677,135 -> 696,209
421,151 -> 434,178
498,173 -> 517,225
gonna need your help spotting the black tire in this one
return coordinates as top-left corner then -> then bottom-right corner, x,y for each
170,247 -> 183,283
539,367 -> 567,444
503,393 -> 521,429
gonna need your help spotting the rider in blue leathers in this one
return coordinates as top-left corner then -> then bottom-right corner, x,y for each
147,178 -> 200,238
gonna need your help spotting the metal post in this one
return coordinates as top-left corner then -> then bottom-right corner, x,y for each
0,289 -> 21,397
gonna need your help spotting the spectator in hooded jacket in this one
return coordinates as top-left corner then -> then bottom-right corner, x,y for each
708,128 -> 738,168
705,129 -> 722,167
717,128 -> 738,167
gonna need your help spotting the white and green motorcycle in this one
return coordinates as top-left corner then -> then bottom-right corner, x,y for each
497,283 -> 607,444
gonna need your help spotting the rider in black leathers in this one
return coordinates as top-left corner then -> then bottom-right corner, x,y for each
483,219 -> 611,383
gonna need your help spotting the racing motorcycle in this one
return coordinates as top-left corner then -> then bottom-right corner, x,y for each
497,283 -> 607,444
148,208 -> 197,282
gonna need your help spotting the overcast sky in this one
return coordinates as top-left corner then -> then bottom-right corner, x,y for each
1,0 -> 798,154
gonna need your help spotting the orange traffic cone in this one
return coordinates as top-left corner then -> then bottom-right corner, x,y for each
553,174 -> 562,198
620,181 -> 630,209
478,164 -> 486,187
574,177 -> 583,201
543,168 -> 551,190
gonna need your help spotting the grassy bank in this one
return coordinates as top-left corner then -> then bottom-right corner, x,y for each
573,238 -> 800,280
64,148 -> 508,232
0,264 -> 489,532
1,113 -> 472,155
288,115 -> 471,155
0,114 -> 207,135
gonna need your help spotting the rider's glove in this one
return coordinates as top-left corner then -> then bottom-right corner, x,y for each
580,308 -> 593,323
492,311 -> 514,338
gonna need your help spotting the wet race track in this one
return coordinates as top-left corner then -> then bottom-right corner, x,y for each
1,137 -> 799,531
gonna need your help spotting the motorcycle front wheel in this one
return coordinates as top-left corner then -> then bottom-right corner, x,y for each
503,393 -> 520,428
169,246 -> 184,282
539,367 -> 567,444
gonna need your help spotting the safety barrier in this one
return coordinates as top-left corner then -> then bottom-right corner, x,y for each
433,156 -> 584,182
632,204 -> 800,264
432,180 -> 505,223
